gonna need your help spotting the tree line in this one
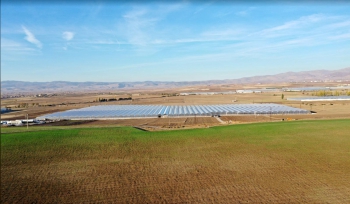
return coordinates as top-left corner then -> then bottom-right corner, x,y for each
311,90 -> 350,96
94,97 -> 132,102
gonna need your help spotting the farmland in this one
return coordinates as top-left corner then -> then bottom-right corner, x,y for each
1,119 -> 350,203
2,87 -> 350,123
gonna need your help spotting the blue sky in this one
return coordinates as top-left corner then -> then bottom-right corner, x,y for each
1,1 -> 350,82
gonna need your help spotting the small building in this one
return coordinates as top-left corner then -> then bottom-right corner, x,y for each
236,90 -> 254,94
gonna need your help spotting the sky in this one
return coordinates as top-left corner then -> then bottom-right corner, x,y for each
1,0 -> 350,82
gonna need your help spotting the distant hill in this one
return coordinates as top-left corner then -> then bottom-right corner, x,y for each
228,67 -> 350,84
2,67 -> 349,95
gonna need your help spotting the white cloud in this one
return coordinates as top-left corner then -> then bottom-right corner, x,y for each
236,7 -> 256,17
193,1 -> 214,15
329,33 -> 350,40
259,14 -> 324,36
121,8 -> 159,45
21,26 -> 42,48
119,4 -> 185,46
63,31 -> 75,41
1,38 -> 35,52
326,20 -> 350,29
201,28 -> 243,40
122,8 -> 148,19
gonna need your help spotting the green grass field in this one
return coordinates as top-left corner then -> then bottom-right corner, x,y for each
1,120 -> 350,203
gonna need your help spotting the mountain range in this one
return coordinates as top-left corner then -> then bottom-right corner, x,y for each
2,67 -> 350,95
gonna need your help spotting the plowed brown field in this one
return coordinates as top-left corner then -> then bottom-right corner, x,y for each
35,117 -> 221,129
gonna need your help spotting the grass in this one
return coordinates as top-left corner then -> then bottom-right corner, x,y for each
1,119 -> 350,203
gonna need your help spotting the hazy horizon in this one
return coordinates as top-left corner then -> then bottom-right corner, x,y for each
2,1 -> 350,82
1,67 -> 350,83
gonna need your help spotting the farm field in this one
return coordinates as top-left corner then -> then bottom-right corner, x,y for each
0,117 -> 221,133
1,119 -> 350,203
2,89 -> 349,122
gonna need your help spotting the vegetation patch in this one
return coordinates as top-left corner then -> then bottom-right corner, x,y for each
1,120 -> 350,203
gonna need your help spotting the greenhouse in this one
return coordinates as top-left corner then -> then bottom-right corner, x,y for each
36,104 -> 310,120
287,96 -> 350,101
